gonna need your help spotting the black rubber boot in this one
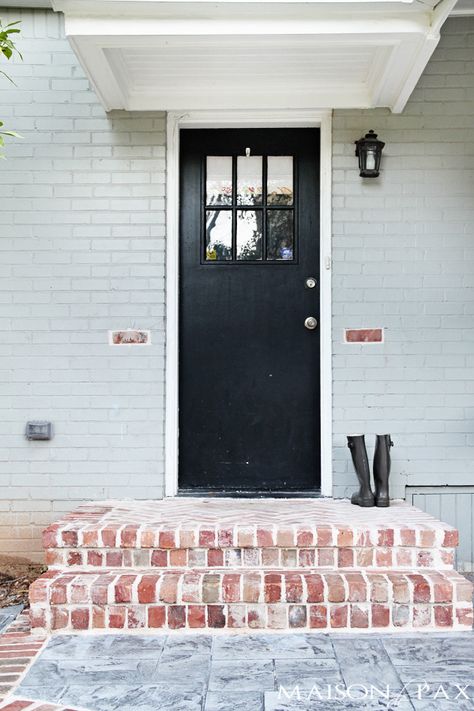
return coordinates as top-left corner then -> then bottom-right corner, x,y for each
347,435 -> 375,507
373,434 -> 394,507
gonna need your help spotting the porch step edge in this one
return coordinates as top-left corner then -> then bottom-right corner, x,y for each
41,499 -> 459,553
29,567 -> 473,633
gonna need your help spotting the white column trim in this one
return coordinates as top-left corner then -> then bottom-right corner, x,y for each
318,111 -> 333,497
165,109 -> 333,497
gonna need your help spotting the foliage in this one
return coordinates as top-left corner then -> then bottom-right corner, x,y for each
0,120 -> 20,156
0,20 -> 22,67
0,20 -> 22,157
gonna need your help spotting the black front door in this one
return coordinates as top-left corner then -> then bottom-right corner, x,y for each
179,128 -> 320,493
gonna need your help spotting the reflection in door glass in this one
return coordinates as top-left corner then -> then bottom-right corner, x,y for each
205,210 -> 232,260
237,156 -> 263,205
206,156 -> 233,206
236,210 -> 263,260
267,156 -> 293,205
267,210 -> 294,260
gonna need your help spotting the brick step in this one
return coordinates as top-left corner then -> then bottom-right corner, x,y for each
29,568 -> 473,633
46,544 -> 455,571
42,499 -> 459,572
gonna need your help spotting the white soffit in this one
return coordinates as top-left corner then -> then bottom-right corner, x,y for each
51,0 -> 458,112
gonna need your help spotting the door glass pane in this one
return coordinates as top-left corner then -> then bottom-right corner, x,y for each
206,156 -> 233,206
237,210 -> 263,261
267,210 -> 294,260
206,210 -> 232,260
237,156 -> 263,205
267,156 -> 293,205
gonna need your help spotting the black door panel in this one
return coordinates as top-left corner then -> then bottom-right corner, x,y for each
179,128 -> 320,492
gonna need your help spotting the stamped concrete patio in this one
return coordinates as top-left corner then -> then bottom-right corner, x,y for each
10,629 -> 474,710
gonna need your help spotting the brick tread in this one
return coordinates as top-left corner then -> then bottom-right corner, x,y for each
43,499 -> 458,551
29,567 -> 473,632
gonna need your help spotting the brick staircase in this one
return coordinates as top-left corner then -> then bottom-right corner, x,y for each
29,498 -> 473,633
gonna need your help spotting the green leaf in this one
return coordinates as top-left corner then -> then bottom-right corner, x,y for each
0,19 -> 22,156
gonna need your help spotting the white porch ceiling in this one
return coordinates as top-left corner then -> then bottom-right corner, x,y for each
52,0 -> 459,113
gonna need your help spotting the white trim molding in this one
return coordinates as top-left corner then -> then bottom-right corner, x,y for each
165,109 -> 333,498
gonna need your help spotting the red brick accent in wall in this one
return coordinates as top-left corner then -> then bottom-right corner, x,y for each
109,329 -> 150,345
345,328 -> 383,343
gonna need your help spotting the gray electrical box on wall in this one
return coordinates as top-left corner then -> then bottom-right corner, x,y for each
25,421 -> 53,441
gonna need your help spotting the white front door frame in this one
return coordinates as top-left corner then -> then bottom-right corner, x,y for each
165,109 -> 333,497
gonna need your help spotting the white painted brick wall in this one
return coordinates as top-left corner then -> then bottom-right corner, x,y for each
0,9 -> 166,559
1,8 -> 473,558
332,16 -> 474,500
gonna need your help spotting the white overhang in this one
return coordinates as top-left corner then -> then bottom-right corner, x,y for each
51,0 -> 459,113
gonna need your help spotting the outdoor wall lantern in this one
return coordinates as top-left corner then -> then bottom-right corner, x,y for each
355,130 -> 385,178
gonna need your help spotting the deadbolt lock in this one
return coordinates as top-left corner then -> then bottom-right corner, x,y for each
304,316 -> 318,330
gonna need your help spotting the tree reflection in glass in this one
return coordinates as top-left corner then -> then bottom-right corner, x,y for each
205,210 -> 232,260
237,210 -> 263,260
267,156 -> 293,206
237,156 -> 263,205
206,156 -> 233,206
267,210 -> 294,260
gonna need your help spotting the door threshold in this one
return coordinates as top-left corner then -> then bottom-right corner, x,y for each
177,488 -> 322,499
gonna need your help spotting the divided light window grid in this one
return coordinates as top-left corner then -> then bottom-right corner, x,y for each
204,154 -> 295,263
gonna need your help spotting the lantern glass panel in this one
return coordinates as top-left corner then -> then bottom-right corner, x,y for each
365,148 -> 376,172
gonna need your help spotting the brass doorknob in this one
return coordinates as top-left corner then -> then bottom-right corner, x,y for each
304,316 -> 318,330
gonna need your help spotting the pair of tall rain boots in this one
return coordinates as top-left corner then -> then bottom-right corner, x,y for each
347,434 -> 393,508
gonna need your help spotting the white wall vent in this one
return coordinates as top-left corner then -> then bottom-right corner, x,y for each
406,486 -> 474,572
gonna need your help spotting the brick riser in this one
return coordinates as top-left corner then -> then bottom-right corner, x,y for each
29,568 -> 473,633
46,546 -> 455,571
44,521 -> 458,552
